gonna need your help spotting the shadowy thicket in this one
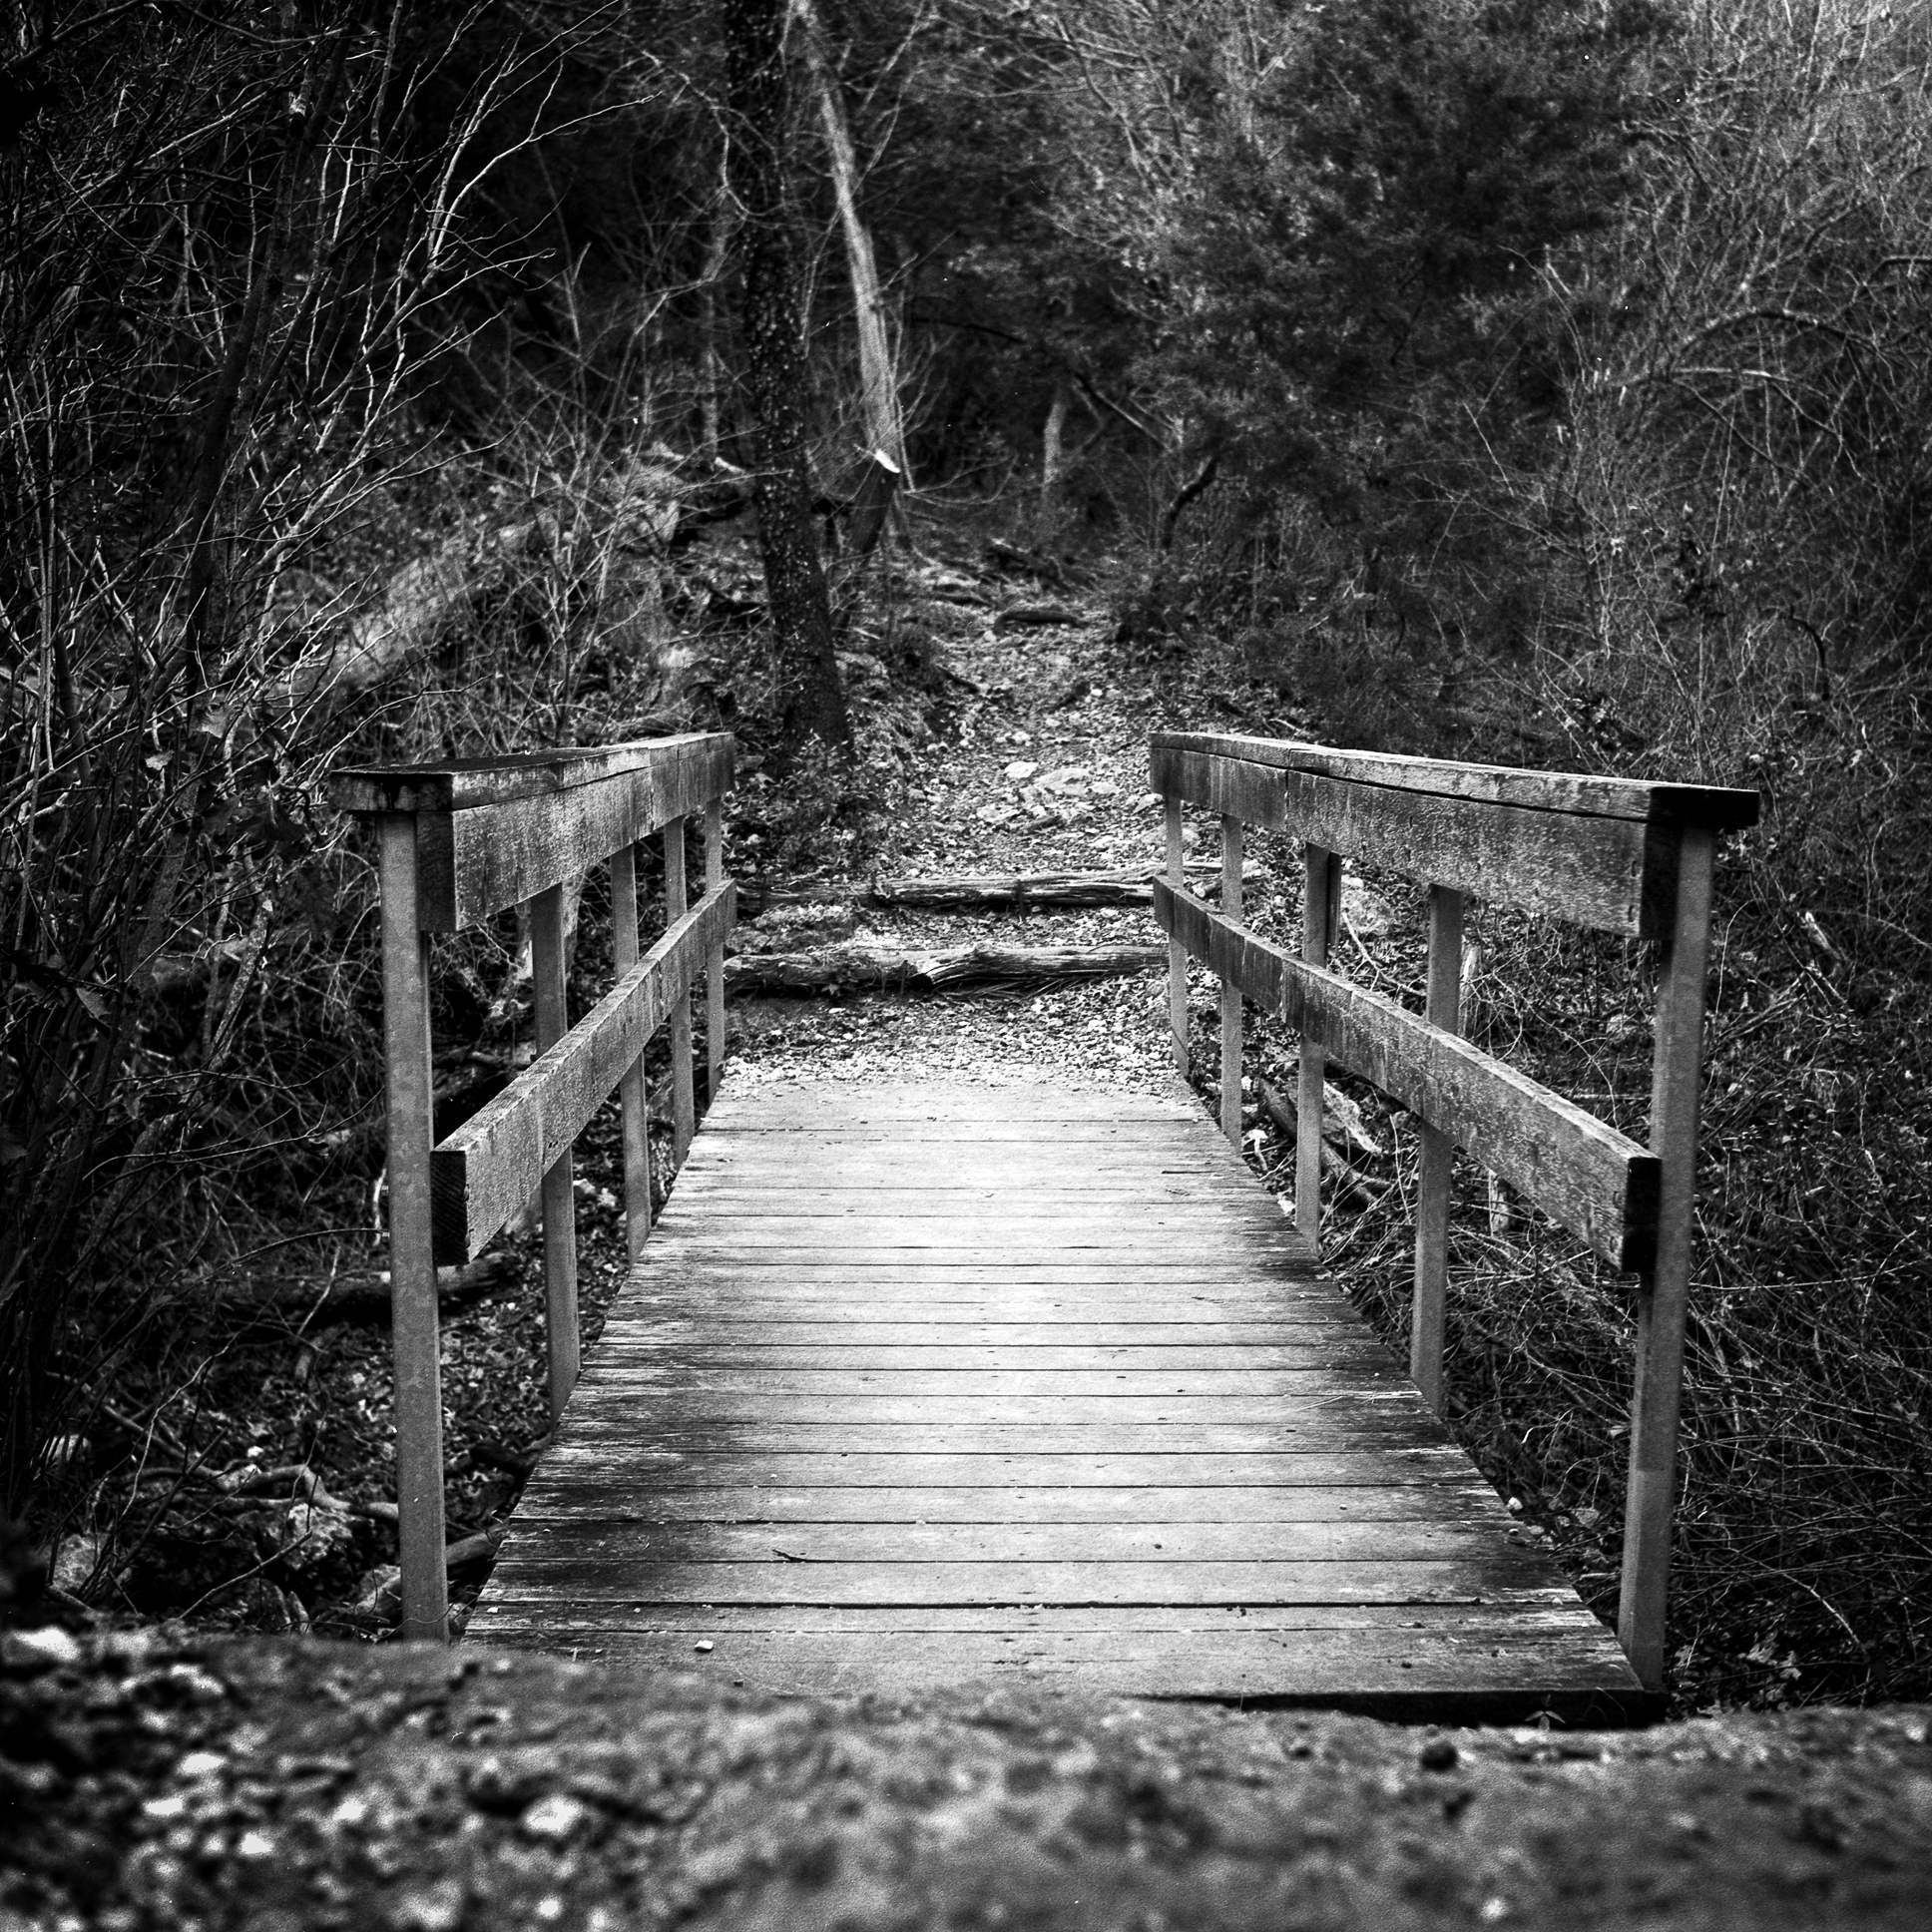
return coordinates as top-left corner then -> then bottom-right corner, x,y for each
0,0 -> 939,1579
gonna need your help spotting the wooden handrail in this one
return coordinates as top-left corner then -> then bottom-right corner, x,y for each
331,732 -> 736,1641
1153,732 -> 1756,1691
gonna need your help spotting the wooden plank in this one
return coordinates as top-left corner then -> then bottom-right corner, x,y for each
530,881 -> 580,1422
611,840 -> 653,1260
546,1424 -> 1456,1454
597,1323 -> 1366,1345
558,1389 -> 1416,1424
522,1450 -> 1482,1487
430,884 -> 735,1262
1620,823 -> 1717,1690
1156,879 -> 1659,1270
332,730 -> 731,816
664,815 -> 696,1166
1412,881 -> 1463,1413
402,736 -> 733,931
514,1485 -> 1503,1524
585,1370 -> 1407,1400
495,1520 -> 1551,1564
1220,812 -> 1243,1145
706,1087 -> 1196,1120
476,1558 -> 1575,1607
473,1600 -> 1620,1636
463,1624 -> 1649,1716
1152,744 -> 1669,935
376,813 -> 448,1643
1152,730 -> 1758,831
704,798 -> 725,1102
590,1343 -> 1393,1370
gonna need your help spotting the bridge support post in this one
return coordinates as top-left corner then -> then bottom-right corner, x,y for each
1219,815 -> 1243,1146
1296,845 -> 1340,1240
612,843 -> 653,1261
665,817 -> 696,1167
706,799 -> 726,1103
1411,884 -> 1464,1412
1619,825 -> 1716,1690
377,812 -> 449,1643
1166,798 -> 1189,1080
530,883 -> 581,1423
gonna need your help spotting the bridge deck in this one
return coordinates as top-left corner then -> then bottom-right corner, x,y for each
472,1080 -> 1652,1718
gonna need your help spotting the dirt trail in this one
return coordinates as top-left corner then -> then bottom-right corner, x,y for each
729,600 -> 1204,1095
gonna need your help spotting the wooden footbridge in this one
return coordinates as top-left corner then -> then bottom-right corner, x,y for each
334,731 -> 1755,1719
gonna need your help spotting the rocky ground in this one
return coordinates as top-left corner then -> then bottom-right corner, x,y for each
17,556 -> 1930,1925
4,1622 -> 1929,1930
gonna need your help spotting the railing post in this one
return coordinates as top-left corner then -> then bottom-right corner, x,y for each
378,812 -> 448,1643
1166,796 -> 1188,1080
705,797 -> 726,1104
530,882 -> 580,1422
1411,883 -> 1464,1413
1619,825 -> 1716,1690
1219,814 -> 1243,1146
1295,844 -> 1338,1240
611,842 -> 653,1262
665,815 -> 696,1167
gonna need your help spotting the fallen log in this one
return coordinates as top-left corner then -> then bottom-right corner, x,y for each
725,940 -> 1167,997
1258,1079 -> 1387,1208
212,1253 -> 519,1326
754,862 -> 1229,913
994,601 -> 1086,632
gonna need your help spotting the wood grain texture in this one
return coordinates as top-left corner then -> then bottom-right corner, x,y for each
469,1077 -> 1645,1712
1152,730 -> 1758,831
332,730 -> 731,819
1153,744 -> 1670,935
1155,879 -> 1660,1270
431,884 -> 735,1262
336,735 -> 734,932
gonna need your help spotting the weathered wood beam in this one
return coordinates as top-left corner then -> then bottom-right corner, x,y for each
1155,880 -> 1659,1271
1152,744 -> 1669,936
1152,731 -> 1760,831
431,885 -> 736,1264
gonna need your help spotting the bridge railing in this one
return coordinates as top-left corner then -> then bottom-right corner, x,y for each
1150,731 -> 1757,1690
332,732 -> 735,1640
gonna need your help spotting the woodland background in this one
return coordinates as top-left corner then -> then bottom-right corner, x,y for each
2,0 -> 1928,1705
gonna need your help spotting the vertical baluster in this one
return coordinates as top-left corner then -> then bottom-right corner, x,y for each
705,796 -> 726,1105
1219,814 -> 1243,1146
665,815 -> 696,1167
1411,883 -> 1464,1412
611,842 -> 653,1262
1166,796 -> 1188,1079
1295,845 -> 1339,1241
530,882 -> 580,1422
379,811 -> 448,1642
1619,826 -> 1716,1690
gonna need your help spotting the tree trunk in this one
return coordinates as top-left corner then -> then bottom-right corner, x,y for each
697,155 -> 733,462
1036,380 -> 1069,548
793,0 -> 905,478
722,0 -> 851,757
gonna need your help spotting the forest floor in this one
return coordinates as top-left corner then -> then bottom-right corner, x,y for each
5,1622 -> 1930,1929
15,557 -> 1930,1925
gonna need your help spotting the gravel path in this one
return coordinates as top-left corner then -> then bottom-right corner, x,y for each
729,609 -> 1214,1097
